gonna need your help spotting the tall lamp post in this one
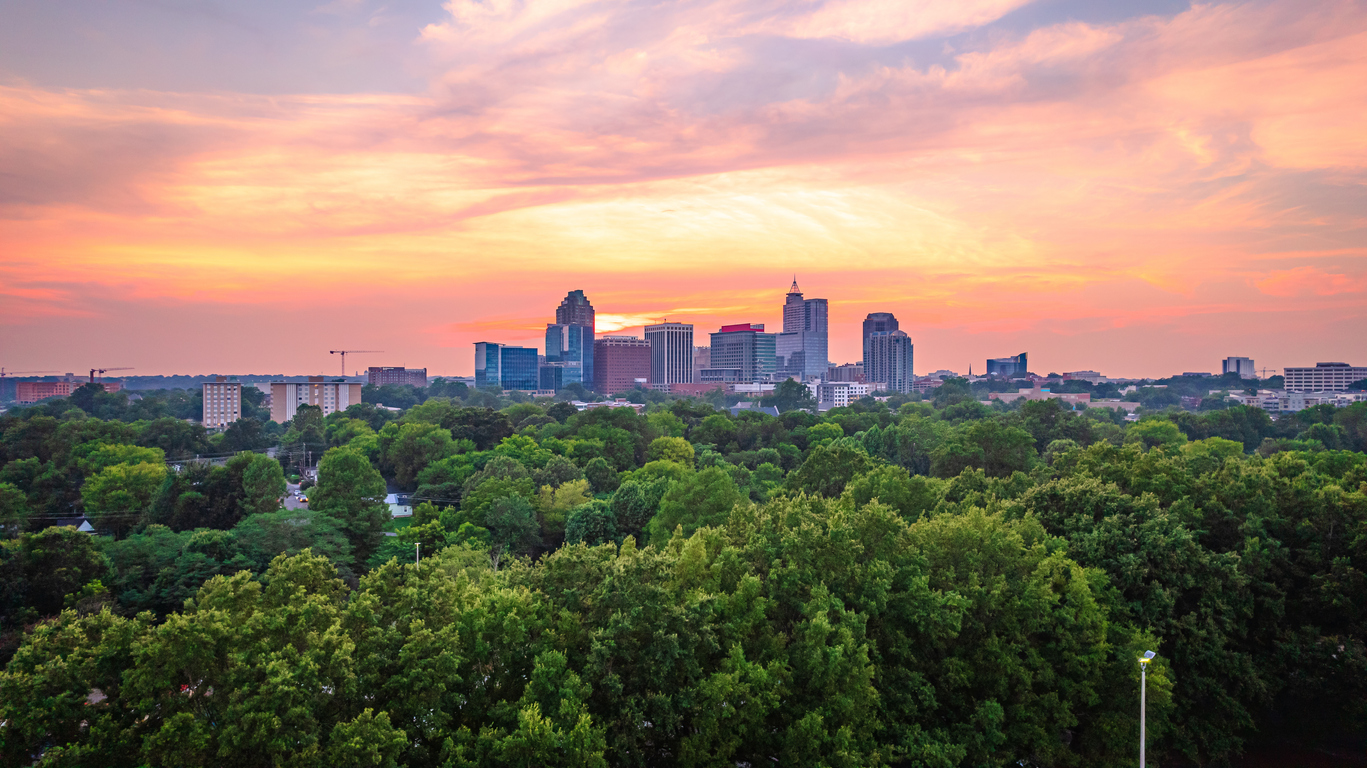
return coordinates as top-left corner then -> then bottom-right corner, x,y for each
1139,650 -> 1156,767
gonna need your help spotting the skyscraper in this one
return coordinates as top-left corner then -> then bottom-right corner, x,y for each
555,289 -> 596,331
545,323 -> 594,387
645,322 -> 694,389
865,330 -> 913,393
705,323 -> 777,384
862,312 -> 899,361
777,278 -> 828,379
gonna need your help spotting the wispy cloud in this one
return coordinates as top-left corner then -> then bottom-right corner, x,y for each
0,0 -> 1364,375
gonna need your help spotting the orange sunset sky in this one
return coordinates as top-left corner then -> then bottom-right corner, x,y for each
2,0 -> 1365,378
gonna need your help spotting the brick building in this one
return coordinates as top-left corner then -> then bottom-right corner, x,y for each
367,367 -> 428,387
593,336 -> 651,394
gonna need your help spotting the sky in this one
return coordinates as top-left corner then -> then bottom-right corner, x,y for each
1,0 -> 1364,379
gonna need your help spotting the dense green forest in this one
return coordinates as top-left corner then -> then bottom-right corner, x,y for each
1,380 -> 1365,766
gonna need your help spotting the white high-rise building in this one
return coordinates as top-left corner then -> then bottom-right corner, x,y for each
1222,357 -> 1256,379
645,322 -> 694,389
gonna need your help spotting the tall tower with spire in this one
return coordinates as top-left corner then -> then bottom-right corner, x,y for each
783,277 -> 805,333
777,276 -> 829,379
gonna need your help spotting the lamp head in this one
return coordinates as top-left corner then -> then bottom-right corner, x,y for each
1140,651 -> 1156,663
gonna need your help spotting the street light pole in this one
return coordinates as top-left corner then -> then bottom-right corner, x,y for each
1140,650 -> 1155,767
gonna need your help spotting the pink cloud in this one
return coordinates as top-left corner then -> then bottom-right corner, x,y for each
1256,266 -> 1367,297
1,0 -> 1365,375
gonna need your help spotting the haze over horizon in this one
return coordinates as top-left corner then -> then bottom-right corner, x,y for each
2,0 -> 1365,378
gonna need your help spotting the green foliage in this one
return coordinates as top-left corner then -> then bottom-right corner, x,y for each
379,421 -> 455,489
760,378 -> 817,413
565,500 -> 618,546
645,436 -> 695,466
239,452 -> 287,516
312,447 -> 389,565
486,495 -> 541,570
231,509 -> 354,571
786,443 -> 873,498
647,466 -> 743,542
81,461 -> 167,536
0,481 -> 30,536
1124,418 -> 1189,451
5,381 -> 1367,766
843,465 -> 942,520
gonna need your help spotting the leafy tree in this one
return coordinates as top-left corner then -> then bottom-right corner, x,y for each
785,443 -> 873,498
535,454 -> 584,489
285,403 -> 327,447
647,467 -> 743,541
547,401 -> 579,423
1,525 -> 108,627
932,377 -> 974,407
486,495 -> 542,570
842,465 -> 942,520
311,447 -> 389,564
221,417 -> 271,453
583,457 -> 619,494
565,500 -> 618,546
1125,418 -> 1189,451
79,443 -> 166,474
442,407 -> 515,451
536,479 -> 592,547
231,510 -> 355,571
760,378 -> 816,413
0,482 -> 29,537
239,451 -> 287,516
81,461 -> 167,535
379,421 -> 455,489
804,421 -> 844,445
135,417 -> 211,459
645,436 -> 694,466
495,434 -> 554,469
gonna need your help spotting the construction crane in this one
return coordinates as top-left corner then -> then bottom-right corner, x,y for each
0,368 -> 57,378
329,350 -> 382,377
89,367 -> 134,383
1256,367 -> 1277,379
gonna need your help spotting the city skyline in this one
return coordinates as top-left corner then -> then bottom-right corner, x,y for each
2,0 -> 1365,377
4,273 -> 1357,379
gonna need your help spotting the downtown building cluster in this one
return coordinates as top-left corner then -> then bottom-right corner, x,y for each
470,279 -> 919,406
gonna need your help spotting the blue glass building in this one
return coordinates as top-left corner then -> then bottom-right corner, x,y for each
545,323 -> 594,389
474,342 -> 502,389
474,342 -> 540,390
500,347 -> 540,390
985,353 -> 1028,378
